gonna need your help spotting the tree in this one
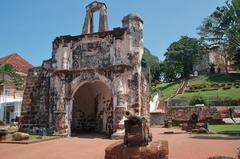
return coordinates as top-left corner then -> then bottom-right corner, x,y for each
159,61 -> 183,82
164,36 -> 203,79
229,0 -> 240,68
199,0 -> 240,70
0,63 -> 23,90
142,48 -> 161,81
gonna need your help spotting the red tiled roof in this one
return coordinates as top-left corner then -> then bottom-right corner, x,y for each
0,53 -> 33,74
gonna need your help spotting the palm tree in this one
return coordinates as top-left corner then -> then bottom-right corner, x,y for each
198,0 -> 240,71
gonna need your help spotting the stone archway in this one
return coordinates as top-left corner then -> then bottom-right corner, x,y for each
71,81 -> 113,135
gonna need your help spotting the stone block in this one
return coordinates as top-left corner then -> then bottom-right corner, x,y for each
181,123 -> 188,130
105,140 -> 168,159
12,132 -> 30,141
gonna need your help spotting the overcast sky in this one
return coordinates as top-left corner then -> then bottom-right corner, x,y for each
0,0 -> 226,66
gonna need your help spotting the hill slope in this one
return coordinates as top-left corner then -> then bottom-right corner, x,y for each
151,81 -> 181,100
176,73 -> 240,100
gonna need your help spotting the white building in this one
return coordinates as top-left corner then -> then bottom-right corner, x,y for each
0,53 -> 32,124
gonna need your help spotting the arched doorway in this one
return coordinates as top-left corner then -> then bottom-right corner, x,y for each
71,81 -> 113,135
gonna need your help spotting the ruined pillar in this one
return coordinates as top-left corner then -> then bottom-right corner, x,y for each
122,13 -> 144,114
82,1 -> 108,34
82,10 -> 94,34
99,5 -> 108,32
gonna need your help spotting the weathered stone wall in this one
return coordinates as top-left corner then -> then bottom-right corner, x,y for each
166,106 -> 240,125
150,112 -> 165,126
140,74 -> 150,123
168,99 -> 189,107
20,2 -> 149,137
20,67 -> 52,132
193,48 -> 226,75
168,98 -> 240,107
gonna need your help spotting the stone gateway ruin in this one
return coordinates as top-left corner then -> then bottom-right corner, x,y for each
20,1 -> 150,138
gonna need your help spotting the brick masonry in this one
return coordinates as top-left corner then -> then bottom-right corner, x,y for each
105,140 -> 169,159
166,106 -> 240,125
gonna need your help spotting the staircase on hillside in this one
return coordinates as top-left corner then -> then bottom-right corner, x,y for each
152,80 -> 189,113
168,79 -> 189,100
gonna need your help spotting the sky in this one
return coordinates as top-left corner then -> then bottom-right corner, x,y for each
0,0 -> 226,66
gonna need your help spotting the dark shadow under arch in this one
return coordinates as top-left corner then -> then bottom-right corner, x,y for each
71,81 -> 113,136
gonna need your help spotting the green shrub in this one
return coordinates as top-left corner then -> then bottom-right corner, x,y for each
223,86 -> 231,90
234,82 -> 240,86
227,83 -> 233,86
210,83 -> 221,88
191,84 -> 207,90
201,88 -> 218,91
185,89 -> 198,93
190,95 -> 206,106
188,86 -> 194,90
220,83 -> 226,87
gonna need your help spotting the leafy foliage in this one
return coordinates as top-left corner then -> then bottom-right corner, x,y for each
161,36 -> 203,81
159,61 -> 183,82
190,95 -> 206,106
0,63 -> 24,90
199,0 -> 240,68
142,48 -> 161,81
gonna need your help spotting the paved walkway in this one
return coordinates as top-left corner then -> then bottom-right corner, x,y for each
0,128 -> 239,159
154,128 -> 240,159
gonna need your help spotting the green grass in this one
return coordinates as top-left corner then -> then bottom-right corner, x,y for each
209,124 -> 240,135
151,81 -> 181,100
175,73 -> 240,100
176,87 -> 240,100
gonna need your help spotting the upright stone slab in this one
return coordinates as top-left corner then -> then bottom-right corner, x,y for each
20,1 -> 150,138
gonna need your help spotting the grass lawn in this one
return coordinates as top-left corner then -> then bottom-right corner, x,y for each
209,124 -> 240,135
190,74 -> 240,86
151,81 -> 181,100
176,87 -> 240,100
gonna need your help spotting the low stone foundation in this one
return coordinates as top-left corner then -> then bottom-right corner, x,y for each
166,106 -> 240,126
105,140 -> 168,159
150,112 -> 165,126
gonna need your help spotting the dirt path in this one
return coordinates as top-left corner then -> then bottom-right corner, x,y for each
0,128 -> 239,159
